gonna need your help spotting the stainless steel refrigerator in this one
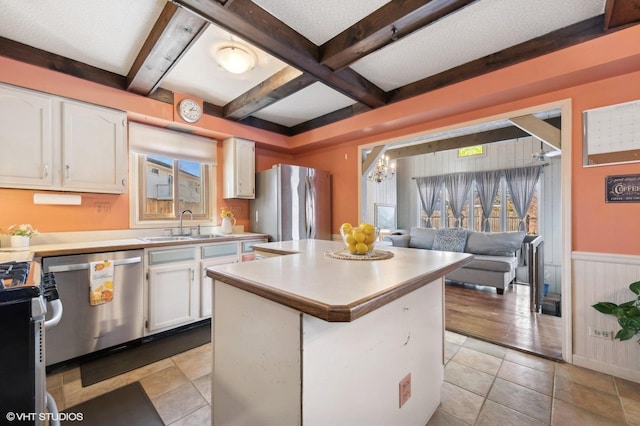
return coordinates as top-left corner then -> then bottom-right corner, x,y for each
250,164 -> 331,241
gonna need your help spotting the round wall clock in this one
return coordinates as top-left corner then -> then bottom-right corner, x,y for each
178,98 -> 202,123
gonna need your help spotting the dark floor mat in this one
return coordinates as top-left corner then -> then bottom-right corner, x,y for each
62,382 -> 163,426
80,322 -> 211,387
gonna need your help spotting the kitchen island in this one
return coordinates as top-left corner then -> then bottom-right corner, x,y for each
206,239 -> 472,426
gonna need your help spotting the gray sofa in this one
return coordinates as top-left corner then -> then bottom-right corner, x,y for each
384,227 -> 526,294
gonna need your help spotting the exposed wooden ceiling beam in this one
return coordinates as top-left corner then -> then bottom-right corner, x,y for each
362,145 -> 387,178
171,0 -> 387,109
508,115 -> 561,149
604,0 -> 640,30
386,117 -> 561,160
223,67 -> 313,120
127,2 -> 208,95
387,15 -> 606,104
321,0 -> 477,71
0,36 -> 126,90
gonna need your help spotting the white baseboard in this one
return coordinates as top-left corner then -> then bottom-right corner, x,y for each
572,354 -> 640,383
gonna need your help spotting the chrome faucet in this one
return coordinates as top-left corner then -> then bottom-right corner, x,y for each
179,209 -> 193,236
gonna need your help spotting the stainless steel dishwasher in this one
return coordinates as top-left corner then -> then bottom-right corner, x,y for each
42,250 -> 144,366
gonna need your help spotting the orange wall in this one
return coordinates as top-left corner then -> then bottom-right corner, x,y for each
1,25 -> 640,255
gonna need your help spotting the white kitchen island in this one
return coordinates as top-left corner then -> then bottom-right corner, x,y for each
206,239 -> 472,426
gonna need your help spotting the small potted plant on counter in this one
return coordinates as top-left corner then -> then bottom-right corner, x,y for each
592,280 -> 640,343
3,224 -> 39,249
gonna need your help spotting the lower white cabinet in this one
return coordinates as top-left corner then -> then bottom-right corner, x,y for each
200,242 -> 240,318
146,247 -> 198,333
145,241 -> 241,334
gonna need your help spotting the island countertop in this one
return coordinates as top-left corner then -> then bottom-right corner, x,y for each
207,239 -> 472,322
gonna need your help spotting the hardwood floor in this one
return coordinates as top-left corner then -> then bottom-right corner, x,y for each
444,281 -> 563,360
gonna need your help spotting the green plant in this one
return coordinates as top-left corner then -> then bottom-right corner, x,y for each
592,281 -> 640,342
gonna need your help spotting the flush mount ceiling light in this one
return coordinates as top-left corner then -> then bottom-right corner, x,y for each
215,45 -> 256,74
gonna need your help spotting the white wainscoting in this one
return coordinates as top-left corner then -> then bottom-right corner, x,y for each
572,252 -> 640,382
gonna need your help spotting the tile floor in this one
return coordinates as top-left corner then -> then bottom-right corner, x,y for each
46,331 -> 640,425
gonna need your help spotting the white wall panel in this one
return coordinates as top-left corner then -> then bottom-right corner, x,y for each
572,252 -> 640,382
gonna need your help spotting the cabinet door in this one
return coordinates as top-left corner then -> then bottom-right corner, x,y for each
0,84 -> 54,187
223,137 -> 255,199
148,261 -> 197,331
200,256 -> 239,318
61,101 -> 127,193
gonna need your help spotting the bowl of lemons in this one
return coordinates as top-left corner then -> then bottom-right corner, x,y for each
339,222 -> 379,255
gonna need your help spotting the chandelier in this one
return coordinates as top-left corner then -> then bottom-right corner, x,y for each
368,155 -> 395,183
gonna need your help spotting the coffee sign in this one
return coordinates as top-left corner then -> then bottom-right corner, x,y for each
606,174 -> 640,203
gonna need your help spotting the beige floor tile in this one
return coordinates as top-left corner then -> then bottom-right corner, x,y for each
504,349 -> 556,374
46,371 -> 63,390
152,382 -> 207,425
47,385 -> 65,411
63,374 -> 128,408
439,382 -> 484,425
124,357 -> 174,384
173,347 -> 213,381
445,361 -> 495,397
551,399 -> 622,426
487,377 -> 551,423
140,365 -> 189,399
169,403 -> 211,426
426,408 -> 469,426
444,341 -> 461,362
451,347 -> 502,376
476,400 -> 546,426
497,359 -> 554,396
445,331 -> 467,345
555,362 -> 617,395
553,375 -> 625,423
462,338 -> 507,359
192,373 -> 212,403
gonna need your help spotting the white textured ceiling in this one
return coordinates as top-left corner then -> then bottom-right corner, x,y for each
0,0 -> 165,76
351,0 -> 606,91
252,0 -> 390,45
0,0 -> 608,128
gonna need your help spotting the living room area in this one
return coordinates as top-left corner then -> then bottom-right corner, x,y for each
363,105 -> 564,360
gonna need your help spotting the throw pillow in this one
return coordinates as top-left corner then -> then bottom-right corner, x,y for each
408,227 -> 437,249
432,228 -> 468,252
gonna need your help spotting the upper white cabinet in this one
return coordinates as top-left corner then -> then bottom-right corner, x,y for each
61,100 -> 127,193
0,83 -> 127,194
0,84 -> 54,187
223,137 -> 255,199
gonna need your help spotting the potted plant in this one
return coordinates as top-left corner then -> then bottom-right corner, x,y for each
4,224 -> 39,248
592,281 -> 640,342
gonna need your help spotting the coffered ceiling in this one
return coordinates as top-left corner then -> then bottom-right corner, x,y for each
0,0 -> 638,137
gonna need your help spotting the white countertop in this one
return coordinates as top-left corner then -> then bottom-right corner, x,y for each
207,239 -> 473,322
0,233 -> 268,262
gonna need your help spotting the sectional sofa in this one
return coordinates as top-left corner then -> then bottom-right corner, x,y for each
384,227 -> 526,294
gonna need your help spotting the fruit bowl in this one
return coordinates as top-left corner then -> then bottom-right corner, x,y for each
339,223 -> 379,255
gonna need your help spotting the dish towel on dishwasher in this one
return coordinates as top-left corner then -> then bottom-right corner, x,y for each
89,260 -> 114,306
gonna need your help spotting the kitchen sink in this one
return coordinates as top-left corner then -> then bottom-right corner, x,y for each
138,236 -> 194,242
139,234 -> 227,242
188,234 -> 227,239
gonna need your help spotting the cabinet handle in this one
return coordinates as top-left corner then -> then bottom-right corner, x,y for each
121,178 -> 126,186
65,164 -> 70,179
43,164 -> 48,179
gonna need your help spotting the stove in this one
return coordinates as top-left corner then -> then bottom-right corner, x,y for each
0,260 -> 62,425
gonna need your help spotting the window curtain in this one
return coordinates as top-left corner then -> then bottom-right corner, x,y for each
444,174 -> 473,227
474,170 -> 502,232
415,176 -> 443,228
504,165 -> 543,231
